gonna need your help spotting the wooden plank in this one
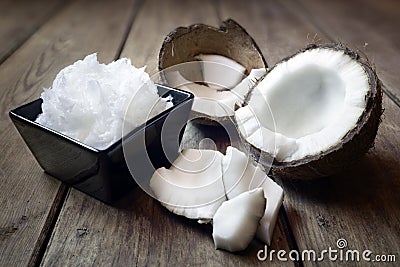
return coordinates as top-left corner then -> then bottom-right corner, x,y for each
362,0 -> 400,19
120,0 -> 219,73
0,0 -> 66,64
220,0 -> 400,265
281,95 -> 400,267
218,0 -> 327,66
278,1 -> 400,265
40,0 -> 295,266
0,0 -> 138,265
287,0 -> 400,105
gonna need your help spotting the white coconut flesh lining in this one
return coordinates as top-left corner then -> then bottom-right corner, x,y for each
164,55 -> 267,117
235,48 -> 370,162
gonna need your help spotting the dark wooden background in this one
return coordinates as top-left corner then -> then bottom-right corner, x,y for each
0,0 -> 399,266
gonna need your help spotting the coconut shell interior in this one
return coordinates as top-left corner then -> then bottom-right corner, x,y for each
159,19 -> 267,75
158,19 -> 267,125
243,44 -> 383,179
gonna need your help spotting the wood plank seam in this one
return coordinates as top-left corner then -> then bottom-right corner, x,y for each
0,0 -> 147,265
0,0 -> 71,66
263,2 -> 400,266
280,207 -> 304,267
113,0 -> 146,60
382,85 -> 400,109
214,0 -> 224,25
285,0 -> 400,109
29,185 -> 69,267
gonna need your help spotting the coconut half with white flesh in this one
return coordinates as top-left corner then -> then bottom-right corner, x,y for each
158,19 -> 267,124
235,44 -> 383,179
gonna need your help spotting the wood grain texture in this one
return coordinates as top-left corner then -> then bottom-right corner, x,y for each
280,95 -> 400,267
40,187 -> 293,266
0,0 -> 66,64
218,0 -> 328,66
279,1 -> 400,265
0,0 -> 137,265
121,0 -> 219,73
40,0 -> 295,266
288,0 -> 400,105
2,0 -> 399,266
219,0 -> 400,265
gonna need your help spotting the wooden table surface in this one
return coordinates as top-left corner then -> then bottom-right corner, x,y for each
1,0 -> 399,266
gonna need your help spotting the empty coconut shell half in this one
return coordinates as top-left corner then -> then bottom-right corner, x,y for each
235,44 -> 383,179
158,19 -> 267,125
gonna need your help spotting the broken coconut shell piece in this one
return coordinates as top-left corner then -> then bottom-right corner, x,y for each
150,146 -> 284,247
235,44 -> 383,179
159,19 -> 267,124
159,19 -> 266,77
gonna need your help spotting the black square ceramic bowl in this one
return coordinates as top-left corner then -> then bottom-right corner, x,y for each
9,84 -> 193,204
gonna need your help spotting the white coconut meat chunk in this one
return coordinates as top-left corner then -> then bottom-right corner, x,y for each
150,149 -> 226,220
236,48 -> 370,162
222,146 -> 284,245
252,166 -> 284,245
231,68 -> 267,98
164,71 -> 239,117
212,188 -> 266,252
222,146 -> 261,199
164,69 -> 265,118
195,54 -> 246,89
